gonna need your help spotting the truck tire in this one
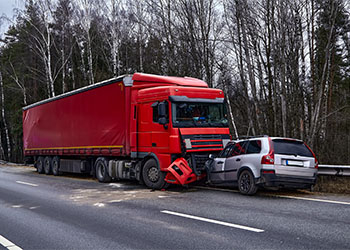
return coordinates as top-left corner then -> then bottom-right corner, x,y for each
238,170 -> 258,195
37,156 -> 45,174
142,159 -> 166,189
44,156 -> 52,175
52,156 -> 60,176
95,158 -> 112,183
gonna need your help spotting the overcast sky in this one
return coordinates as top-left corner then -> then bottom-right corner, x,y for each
0,0 -> 24,37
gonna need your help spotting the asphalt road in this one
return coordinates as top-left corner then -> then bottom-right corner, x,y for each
0,164 -> 349,250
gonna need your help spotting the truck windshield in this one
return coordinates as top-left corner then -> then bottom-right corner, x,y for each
172,102 -> 228,127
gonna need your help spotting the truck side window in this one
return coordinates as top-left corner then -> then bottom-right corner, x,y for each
152,101 -> 169,123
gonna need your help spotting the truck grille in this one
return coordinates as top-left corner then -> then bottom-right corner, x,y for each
182,134 -> 230,152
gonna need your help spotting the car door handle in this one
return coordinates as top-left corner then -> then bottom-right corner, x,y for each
217,161 -> 224,164
236,159 -> 241,162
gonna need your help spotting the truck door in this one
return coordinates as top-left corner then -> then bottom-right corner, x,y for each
151,101 -> 170,153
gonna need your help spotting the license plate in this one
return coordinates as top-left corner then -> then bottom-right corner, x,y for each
286,160 -> 304,167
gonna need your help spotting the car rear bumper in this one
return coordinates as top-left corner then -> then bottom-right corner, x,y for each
258,172 -> 317,189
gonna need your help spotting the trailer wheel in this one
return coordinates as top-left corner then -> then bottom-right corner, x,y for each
95,158 -> 112,183
52,156 -> 60,176
37,156 -> 45,174
142,159 -> 166,189
44,156 -> 53,175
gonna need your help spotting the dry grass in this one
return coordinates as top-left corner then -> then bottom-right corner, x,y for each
314,176 -> 350,194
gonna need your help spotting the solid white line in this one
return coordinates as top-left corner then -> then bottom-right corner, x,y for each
15,181 -> 38,187
196,186 -> 350,206
161,210 -> 264,233
277,195 -> 350,205
0,235 -> 23,250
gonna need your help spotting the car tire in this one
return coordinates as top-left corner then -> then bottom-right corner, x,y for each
52,156 -> 60,176
44,156 -> 52,175
36,156 -> 45,174
95,157 -> 112,183
238,170 -> 258,195
142,158 -> 166,190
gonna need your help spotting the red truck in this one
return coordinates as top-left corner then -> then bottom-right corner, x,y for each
23,73 -> 230,189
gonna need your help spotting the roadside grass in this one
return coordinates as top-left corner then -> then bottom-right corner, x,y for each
314,176 -> 350,194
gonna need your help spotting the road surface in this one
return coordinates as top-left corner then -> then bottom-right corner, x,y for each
0,164 -> 349,249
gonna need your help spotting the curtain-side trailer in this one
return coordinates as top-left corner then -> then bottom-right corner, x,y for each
23,73 -> 230,189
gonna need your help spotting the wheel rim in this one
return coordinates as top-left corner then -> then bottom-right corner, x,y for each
147,166 -> 159,182
99,163 -> 105,177
38,160 -> 43,172
240,173 -> 251,192
45,161 -> 49,172
53,161 -> 58,173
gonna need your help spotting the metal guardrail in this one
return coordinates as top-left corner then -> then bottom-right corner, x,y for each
318,165 -> 350,176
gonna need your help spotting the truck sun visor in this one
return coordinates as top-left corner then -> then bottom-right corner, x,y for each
169,95 -> 224,103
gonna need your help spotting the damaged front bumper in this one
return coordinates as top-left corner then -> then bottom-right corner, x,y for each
165,157 -> 205,185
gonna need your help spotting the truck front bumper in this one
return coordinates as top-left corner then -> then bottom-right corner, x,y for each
165,157 -> 204,185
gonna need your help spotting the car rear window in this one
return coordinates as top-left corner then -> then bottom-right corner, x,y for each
272,139 -> 313,157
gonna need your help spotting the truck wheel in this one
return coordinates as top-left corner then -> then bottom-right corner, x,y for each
238,170 -> 258,195
142,159 -> 166,189
95,158 -> 112,183
37,156 -> 45,174
52,156 -> 60,176
44,156 -> 53,175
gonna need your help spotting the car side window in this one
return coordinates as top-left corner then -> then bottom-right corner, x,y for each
228,141 -> 248,157
246,140 -> 262,154
219,144 -> 234,158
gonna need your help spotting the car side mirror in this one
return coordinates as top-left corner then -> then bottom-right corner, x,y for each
209,154 -> 214,159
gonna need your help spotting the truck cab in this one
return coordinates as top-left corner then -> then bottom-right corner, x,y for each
130,74 -> 230,188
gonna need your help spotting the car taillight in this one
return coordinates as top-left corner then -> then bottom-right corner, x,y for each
304,143 -> 318,169
262,170 -> 275,174
261,153 -> 274,164
261,137 -> 274,165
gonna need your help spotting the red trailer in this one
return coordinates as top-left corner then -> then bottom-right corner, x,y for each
23,73 -> 230,188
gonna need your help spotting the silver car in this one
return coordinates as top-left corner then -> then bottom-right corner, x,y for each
206,136 -> 318,195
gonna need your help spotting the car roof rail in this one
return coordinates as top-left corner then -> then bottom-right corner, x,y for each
234,135 -> 270,140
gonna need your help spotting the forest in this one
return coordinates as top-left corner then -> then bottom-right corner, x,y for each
0,0 -> 349,164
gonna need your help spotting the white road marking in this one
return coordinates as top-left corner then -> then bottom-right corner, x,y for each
93,202 -> 105,207
161,210 -> 264,233
108,199 -> 123,203
0,235 -> 23,250
11,205 -> 23,208
194,186 -> 239,193
196,186 -> 350,206
276,195 -> 350,205
15,181 -> 38,187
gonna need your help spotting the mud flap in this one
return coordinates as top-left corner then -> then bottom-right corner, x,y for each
165,158 -> 197,185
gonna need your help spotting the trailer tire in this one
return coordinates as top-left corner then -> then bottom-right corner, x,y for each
52,156 -> 60,176
95,158 -> 112,183
44,156 -> 53,175
238,170 -> 258,195
142,159 -> 166,189
37,156 -> 45,174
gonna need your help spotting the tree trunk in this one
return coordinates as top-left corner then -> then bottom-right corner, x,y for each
0,71 -> 11,161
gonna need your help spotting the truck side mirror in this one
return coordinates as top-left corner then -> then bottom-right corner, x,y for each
158,102 -> 166,117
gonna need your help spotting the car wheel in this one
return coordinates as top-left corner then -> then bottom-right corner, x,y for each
142,158 -> 166,189
238,170 -> 258,195
95,158 -> 112,183
36,156 -> 45,174
52,156 -> 60,176
44,156 -> 52,175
